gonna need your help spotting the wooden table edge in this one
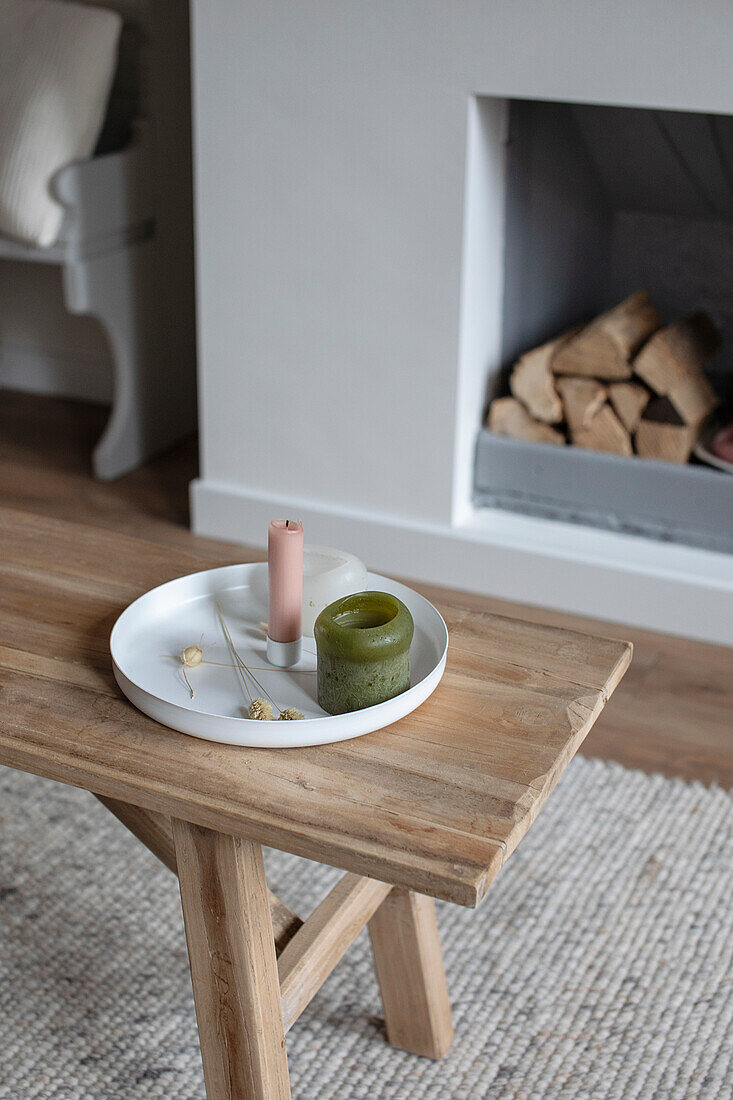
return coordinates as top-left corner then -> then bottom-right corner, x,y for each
0,639 -> 631,907
0,736 -> 505,907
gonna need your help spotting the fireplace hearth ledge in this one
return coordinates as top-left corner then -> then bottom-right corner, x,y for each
475,431 -> 732,555
191,478 -> 733,648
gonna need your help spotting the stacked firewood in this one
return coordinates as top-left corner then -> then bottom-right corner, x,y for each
487,292 -> 720,463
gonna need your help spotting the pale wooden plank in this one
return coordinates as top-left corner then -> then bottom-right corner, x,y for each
0,507 -> 206,596
0,589 -> 617,799
0,506 -> 631,906
369,889 -> 453,1059
0,506 -> 632,693
414,576 -> 732,787
172,820 -> 291,1100
0,668 -> 506,905
4,392 -> 729,795
0,664 -> 506,906
279,874 -> 392,1033
442,605 -> 633,695
0,654 -> 603,904
0,585 -> 116,669
0,645 -> 114,695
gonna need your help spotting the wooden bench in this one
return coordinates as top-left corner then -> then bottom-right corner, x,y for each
0,507 -> 632,1098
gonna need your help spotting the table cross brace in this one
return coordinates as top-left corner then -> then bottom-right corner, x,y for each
98,796 -> 453,1099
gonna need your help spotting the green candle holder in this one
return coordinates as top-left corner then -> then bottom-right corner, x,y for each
314,591 -> 414,715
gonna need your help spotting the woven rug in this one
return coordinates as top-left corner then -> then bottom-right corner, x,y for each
0,758 -> 731,1100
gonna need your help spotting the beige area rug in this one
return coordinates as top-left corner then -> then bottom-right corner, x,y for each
0,758 -> 731,1099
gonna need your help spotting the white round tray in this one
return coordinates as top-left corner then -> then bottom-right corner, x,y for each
110,564 -> 448,748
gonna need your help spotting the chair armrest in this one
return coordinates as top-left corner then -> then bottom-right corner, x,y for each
52,120 -> 155,256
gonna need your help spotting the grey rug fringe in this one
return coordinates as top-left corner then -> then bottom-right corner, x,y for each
0,758 -> 731,1099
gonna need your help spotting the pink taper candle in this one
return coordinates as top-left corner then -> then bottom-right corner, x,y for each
267,519 -> 303,667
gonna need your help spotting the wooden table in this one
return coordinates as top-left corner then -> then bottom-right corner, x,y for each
0,507 -> 632,1099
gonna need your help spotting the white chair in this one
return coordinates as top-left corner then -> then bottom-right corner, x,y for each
0,116 -> 196,480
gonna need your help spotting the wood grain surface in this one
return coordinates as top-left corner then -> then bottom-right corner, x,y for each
278,873 -> 392,1033
1,392 -> 727,788
0,505 -> 631,906
173,821 -> 291,1099
369,889 -> 454,1059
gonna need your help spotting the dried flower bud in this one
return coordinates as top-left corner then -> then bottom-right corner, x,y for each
278,708 -> 304,721
181,645 -> 203,668
249,698 -> 274,721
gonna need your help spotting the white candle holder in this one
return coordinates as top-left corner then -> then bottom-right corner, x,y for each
302,546 -> 368,635
266,635 -> 302,668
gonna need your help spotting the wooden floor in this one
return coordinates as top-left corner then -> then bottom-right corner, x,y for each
1,390 -> 731,788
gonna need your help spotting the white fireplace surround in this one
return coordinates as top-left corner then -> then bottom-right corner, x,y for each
189,0 -> 733,645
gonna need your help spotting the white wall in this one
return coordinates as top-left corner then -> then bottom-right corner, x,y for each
190,0 -> 733,643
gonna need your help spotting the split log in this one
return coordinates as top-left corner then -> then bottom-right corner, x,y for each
571,404 -> 632,456
636,421 -> 697,464
487,397 -> 565,445
556,376 -> 607,431
633,312 -> 720,426
633,311 -> 719,390
509,333 -> 573,423
552,292 -> 661,380
668,373 -> 720,427
608,382 -> 650,433
635,397 -> 699,464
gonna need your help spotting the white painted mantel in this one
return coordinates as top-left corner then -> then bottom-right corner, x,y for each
189,0 -> 733,645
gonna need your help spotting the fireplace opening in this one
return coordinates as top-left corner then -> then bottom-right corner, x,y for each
470,97 -> 733,552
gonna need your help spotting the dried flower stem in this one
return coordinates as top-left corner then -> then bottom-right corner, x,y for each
164,655 -> 313,674
182,667 -> 194,699
215,603 -> 283,714
216,604 -> 255,705
199,659 -> 315,674
178,635 -> 204,698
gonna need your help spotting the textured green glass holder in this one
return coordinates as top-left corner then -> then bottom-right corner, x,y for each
314,591 -> 414,715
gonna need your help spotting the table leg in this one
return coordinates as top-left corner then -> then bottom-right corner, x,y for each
172,818 -> 291,1100
98,796 -> 302,955
368,888 -> 454,1059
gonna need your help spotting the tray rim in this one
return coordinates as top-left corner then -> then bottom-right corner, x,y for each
110,563 -> 448,748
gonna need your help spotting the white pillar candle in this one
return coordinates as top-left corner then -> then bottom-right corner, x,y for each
302,546 -> 368,636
